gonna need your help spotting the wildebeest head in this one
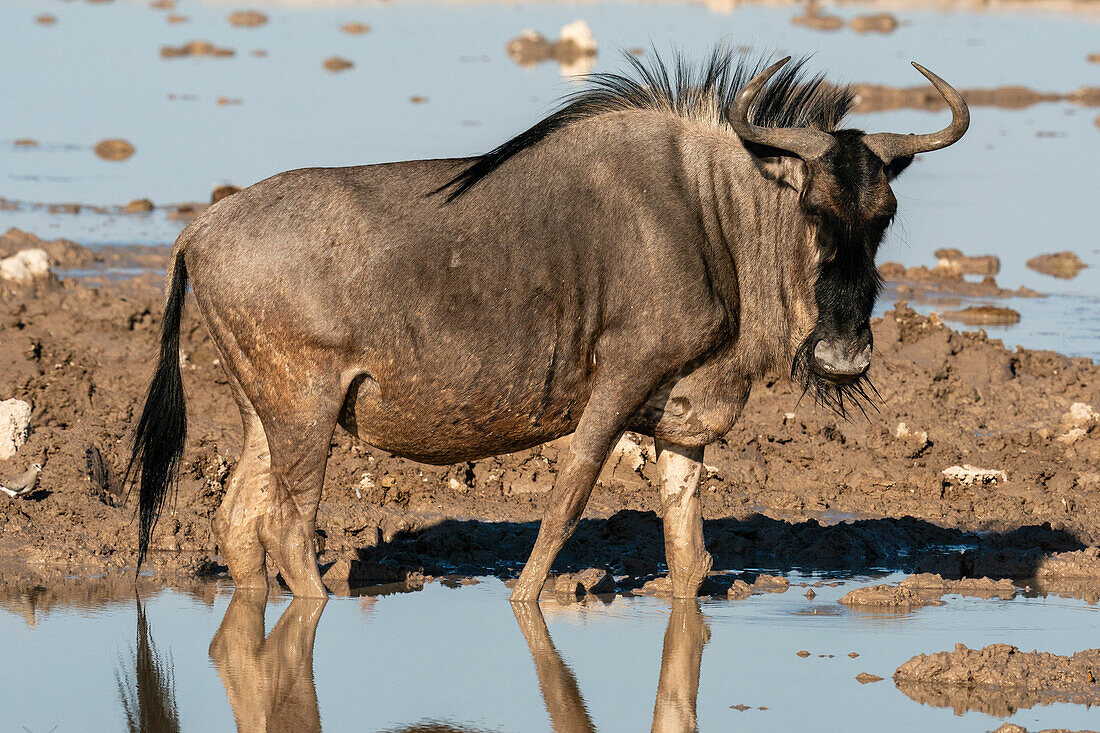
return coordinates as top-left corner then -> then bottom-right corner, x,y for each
730,58 -> 969,415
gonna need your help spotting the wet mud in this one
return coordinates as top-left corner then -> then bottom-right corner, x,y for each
1,230 -> 1099,596
895,643 -> 1100,715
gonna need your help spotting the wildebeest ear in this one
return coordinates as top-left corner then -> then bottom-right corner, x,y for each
885,155 -> 914,181
752,154 -> 809,192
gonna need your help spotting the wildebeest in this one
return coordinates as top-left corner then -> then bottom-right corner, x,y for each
128,50 -> 968,600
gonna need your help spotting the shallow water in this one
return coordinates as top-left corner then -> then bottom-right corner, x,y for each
1,0 -> 1099,356
2,575 -> 1099,732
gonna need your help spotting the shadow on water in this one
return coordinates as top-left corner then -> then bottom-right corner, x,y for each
331,512 -> 1087,588
208,591 -> 709,733
115,597 -> 180,733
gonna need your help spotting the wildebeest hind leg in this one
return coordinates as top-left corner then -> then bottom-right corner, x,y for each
655,440 -> 712,598
213,393 -> 272,590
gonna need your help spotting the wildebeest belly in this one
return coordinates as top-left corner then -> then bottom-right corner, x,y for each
338,343 -> 591,465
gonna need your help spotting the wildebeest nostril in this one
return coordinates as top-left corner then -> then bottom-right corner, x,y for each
814,340 -> 870,376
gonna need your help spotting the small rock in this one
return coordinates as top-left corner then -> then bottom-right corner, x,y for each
35,14 -> 57,26
167,14 -> 188,24
341,22 -> 371,34
730,704 -> 750,711
228,10 -> 267,28
409,95 -> 428,104
323,56 -> 354,72
848,652 -> 859,658
124,198 -> 155,213
856,672 -> 884,684
804,588 -> 816,599
0,399 -> 33,461
14,139 -> 38,147
797,650 -> 811,658
94,139 -> 135,161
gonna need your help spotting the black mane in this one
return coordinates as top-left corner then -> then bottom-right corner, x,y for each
436,47 -> 855,201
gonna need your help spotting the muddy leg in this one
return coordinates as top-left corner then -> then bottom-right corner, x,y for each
655,440 -> 712,599
214,400 -> 272,591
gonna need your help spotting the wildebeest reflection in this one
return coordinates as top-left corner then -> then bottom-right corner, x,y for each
129,49 -> 968,600
210,592 -> 710,732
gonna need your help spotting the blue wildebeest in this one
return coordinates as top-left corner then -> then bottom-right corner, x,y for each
128,52 -> 968,600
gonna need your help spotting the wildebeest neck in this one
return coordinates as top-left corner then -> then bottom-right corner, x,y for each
684,136 -> 820,379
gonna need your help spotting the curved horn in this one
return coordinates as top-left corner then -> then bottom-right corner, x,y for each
863,62 -> 970,162
730,56 -> 836,161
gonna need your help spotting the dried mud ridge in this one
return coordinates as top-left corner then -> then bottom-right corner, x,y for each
1,229 -> 1099,596
895,643 -> 1100,717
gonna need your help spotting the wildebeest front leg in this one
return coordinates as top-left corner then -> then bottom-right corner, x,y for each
655,439 -> 712,598
511,379 -> 656,603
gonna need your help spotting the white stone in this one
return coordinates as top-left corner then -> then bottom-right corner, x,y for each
559,19 -> 597,53
896,422 -> 929,447
942,464 -> 1007,485
1063,402 -> 1099,428
0,249 -> 50,285
0,399 -> 32,460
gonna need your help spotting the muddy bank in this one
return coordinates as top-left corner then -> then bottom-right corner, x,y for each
895,643 -> 1100,715
1,230 -> 1099,591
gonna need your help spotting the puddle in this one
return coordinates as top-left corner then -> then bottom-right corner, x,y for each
1,0 -> 1098,356
2,575 -> 1098,731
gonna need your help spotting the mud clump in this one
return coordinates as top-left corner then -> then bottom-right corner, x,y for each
879,252 -> 1039,300
323,56 -> 354,73
1026,252 -> 1087,279
93,138 -> 135,161
850,13 -> 898,33
791,5 -> 843,31
211,185 -> 241,204
161,40 -> 235,59
124,199 -> 155,214
727,573 -> 790,600
507,20 -> 597,77
227,10 -> 267,28
942,306 -> 1021,326
895,643 -> 1100,715
934,248 -> 999,276
0,228 -> 100,268
840,574 -> 1016,609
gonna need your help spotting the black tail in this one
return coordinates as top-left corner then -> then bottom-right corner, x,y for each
126,249 -> 188,571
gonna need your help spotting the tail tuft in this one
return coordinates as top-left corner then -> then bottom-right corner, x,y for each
126,250 -> 189,570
